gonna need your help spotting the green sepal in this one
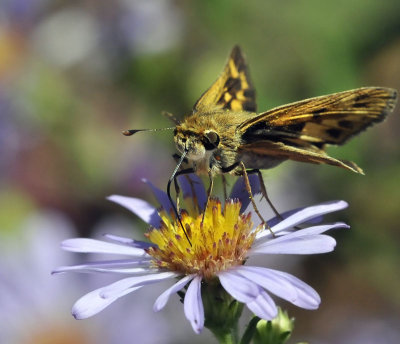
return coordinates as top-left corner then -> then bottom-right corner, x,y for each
252,308 -> 294,344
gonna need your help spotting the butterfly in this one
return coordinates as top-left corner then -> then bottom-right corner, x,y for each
124,46 -> 398,242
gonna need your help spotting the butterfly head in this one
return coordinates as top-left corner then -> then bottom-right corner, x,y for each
174,127 -> 220,161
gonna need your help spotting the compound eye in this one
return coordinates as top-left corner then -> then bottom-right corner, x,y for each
203,131 -> 220,150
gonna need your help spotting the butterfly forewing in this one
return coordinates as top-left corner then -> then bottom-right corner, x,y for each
193,45 -> 257,113
239,87 -> 397,146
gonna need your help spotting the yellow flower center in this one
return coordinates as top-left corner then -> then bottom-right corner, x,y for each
145,199 -> 259,280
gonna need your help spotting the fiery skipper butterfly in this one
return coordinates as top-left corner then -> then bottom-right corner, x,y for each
124,46 -> 397,240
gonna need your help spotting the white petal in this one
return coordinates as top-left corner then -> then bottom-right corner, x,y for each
54,266 -> 153,274
154,274 -> 195,312
222,270 -> 278,320
219,271 -> 260,303
103,234 -> 155,249
235,266 -> 319,309
284,222 -> 349,236
266,206 -> 326,228
61,238 -> 148,256
266,270 -> 320,309
72,284 -> 141,319
142,179 -> 174,214
184,276 -> 204,334
246,290 -> 278,320
52,259 -> 152,274
257,200 -> 348,240
250,235 -> 336,255
234,266 -> 298,303
255,222 -> 349,245
107,195 -> 162,228
100,271 -> 178,299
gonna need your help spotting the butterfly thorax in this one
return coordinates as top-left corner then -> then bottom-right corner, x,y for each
174,109 -> 252,176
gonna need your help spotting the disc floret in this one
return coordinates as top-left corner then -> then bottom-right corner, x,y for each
146,199 -> 259,280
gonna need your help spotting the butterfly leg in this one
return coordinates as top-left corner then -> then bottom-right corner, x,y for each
167,168 -> 194,208
183,173 -> 203,213
167,166 -> 194,246
247,169 -> 304,230
171,174 -> 181,213
172,154 -> 183,211
201,172 -> 214,224
247,169 -> 283,220
239,162 -> 274,234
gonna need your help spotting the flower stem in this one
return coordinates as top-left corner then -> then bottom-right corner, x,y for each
202,281 -> 244,344
210,328 -> 238,344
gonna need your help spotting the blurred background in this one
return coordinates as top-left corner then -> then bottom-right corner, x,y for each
1,0 -> 399,343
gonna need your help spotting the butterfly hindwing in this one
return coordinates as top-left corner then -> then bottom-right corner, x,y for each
193,45 -> 256,113
239,87 -> 397,147
239,139 -> 364,174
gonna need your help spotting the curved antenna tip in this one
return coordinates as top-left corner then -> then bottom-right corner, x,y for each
122,130 -> 139,136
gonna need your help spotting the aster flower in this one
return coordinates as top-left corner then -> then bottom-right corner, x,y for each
53,175 -> 348,337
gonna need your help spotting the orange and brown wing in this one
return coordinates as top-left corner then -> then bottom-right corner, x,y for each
239,87 -> 397,147
193,45 -> 257,113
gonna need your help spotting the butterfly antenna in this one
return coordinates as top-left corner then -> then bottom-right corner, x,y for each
122,127 -> 175,136
162,111 -> 181,125
167,150 -> 192,247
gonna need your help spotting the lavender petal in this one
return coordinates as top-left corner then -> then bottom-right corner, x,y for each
154,274 -> 195,312
235,266 -> 320,309
269,270 -> 320,309
184,275 -> 204,334
54,266 -> 152,274
256,222 -> 349,244
61,238 -> 148,257
52,258 -> 152,274
229,175 -> 261,211
142,179 -> 174,214
177,174 -> 207,211
234,266 -> 298,302
257,200 -> 349,240
246,290 -> 278,320
267,207 -> 324,228
103,234 -> 155,249
250,234 -> 336,255
100,271 -> 179,299
107,195 -> 162,228
219,270 -> 260,303
72,285 -> 141,319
